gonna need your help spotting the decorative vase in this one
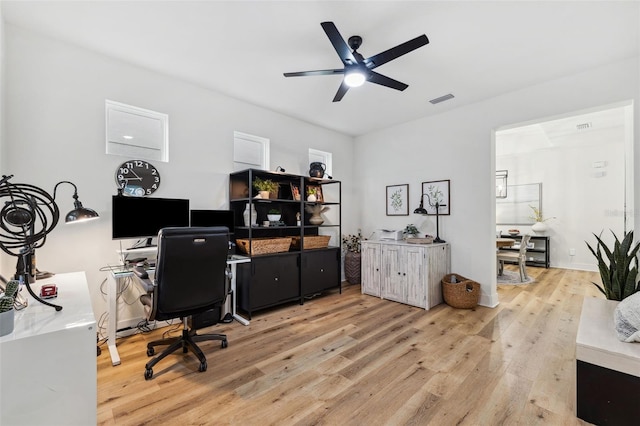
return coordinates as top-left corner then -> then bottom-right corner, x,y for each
344,251 -> 361,285
309,213 -> 324,225
531,221 -> 547,234
0,309 -> 15,337
307,194 -> 317,202
243,203 -> 257,227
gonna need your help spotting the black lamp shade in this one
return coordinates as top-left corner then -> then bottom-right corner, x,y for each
65,205 -> 99,223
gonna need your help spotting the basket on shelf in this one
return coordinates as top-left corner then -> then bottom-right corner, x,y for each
441,273 -> 480,309
236,237 -> 292,255
290,235 -> 331,250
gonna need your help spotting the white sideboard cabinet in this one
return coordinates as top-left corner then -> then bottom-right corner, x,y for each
361,240 -> 450,309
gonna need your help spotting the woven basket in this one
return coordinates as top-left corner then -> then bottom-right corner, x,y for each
236,237 -> 291,255
441,273 -> 480,309
290,235 -> 331,250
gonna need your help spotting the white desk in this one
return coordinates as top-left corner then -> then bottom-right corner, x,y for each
0,272 -> 97,425
106,254 -> 250,366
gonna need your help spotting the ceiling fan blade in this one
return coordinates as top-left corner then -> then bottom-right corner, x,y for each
365,34 -> 429,69
332,81 -> 350,102
284,69 -> 344,77
321,21 -> 358,66
367,71 -> 408,91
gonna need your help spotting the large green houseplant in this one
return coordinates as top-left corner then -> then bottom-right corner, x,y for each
586,230 -> 640,301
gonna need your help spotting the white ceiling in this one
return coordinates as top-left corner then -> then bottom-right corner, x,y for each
2,1 -> 638,137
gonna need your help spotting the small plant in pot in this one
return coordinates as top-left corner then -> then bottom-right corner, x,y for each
0,280 -> 19,337
586,230 -> 640,301
267,209 -> 281,222
253,177 -> 279,198
403,224 -> 420,239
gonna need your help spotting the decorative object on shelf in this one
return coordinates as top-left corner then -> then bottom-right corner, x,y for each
508,229 -> 520,236
403,224 -> 420,239
342,231 -> 363,285
306,204 -> 329,225
386,184 -> 409,216
441,273 -> 480,309
290,183 -> 301,200
586,230 -> 640,301
496,170 -> 508,198
115,159 -> 160,197
267,209 -> 281,222
296,212 -> 301,226
0,175 -> 99,311
253,177 -> 279,199
309,162 -> 326,178
306,185 -> 324,202
414,184 -> 448,243
243,203 -> 257,227
529,205 -> 554,234
0,280 -> 19,337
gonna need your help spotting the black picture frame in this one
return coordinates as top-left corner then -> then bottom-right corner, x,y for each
386,184 -> 409,216
421,180 -> 450,215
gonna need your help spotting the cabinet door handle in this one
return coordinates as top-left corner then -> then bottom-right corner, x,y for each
274,277 -> 279,282
320,268 -> 324,272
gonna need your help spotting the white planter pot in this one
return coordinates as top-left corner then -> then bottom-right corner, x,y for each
0,309 -> 15,337
531,221 -> 547,234
267,214 -> 281,222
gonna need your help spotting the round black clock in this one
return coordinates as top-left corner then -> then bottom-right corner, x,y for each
115,160 -> 161,197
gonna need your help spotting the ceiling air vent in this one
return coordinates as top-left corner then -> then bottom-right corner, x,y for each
429,93 -> 455,104
576,122 -> 592,131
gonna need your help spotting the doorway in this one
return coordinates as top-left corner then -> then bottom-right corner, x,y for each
495,101 -> 633,271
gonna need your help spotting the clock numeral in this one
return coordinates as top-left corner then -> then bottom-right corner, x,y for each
119,168 -> 129,175
134,160 -> 144,168
125,162 -> 133,169
146,188 -> 152,195
151,184 -> 158,189
151,169 -> 157,175
154,177 -> 160,183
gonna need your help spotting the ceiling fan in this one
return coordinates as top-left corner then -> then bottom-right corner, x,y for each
284,21 -> 429,102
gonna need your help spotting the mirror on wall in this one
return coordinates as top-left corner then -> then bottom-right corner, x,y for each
496,183 -> 541,225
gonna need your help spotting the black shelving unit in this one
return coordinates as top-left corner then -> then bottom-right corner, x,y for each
501,235 -> 550,268
229,169 -> 341,318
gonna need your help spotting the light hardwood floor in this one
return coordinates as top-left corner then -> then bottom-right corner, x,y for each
97,266 -> 600,425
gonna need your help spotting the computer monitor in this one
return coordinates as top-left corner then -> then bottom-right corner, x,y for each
190,209 -> 235,232
112,196 -> 190,244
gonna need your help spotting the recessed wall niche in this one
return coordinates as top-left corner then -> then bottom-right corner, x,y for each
105,100 -> 169,162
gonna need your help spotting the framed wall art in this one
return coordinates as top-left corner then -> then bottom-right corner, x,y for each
421,180 -> 450,215
386,184 -> 409,216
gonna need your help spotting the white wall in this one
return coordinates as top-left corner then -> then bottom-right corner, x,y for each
354,57 -> 639,307
2,25 -> 355,330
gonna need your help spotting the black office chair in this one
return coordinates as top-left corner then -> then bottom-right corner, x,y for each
133,226 -> 230,380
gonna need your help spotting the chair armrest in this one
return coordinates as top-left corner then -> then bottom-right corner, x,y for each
133,266 -> 154,293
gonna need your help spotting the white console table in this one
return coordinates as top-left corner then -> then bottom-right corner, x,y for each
0,272 -> 97,425
106,253 -> 250,366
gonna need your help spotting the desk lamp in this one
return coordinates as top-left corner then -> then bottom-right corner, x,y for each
414,193 -> 446,243
0,175 -> 99,311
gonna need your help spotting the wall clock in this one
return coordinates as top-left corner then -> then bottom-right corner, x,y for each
115,160 -> 161,197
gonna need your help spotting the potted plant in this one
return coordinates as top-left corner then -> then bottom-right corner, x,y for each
0,280 -> 19,337
529,205 -> 554,234
586,230 -> 640,301
342,230 -> 364,284
307,187 -> 318,202
267,209 -> 281,222
253,177 -> 279,199
403,224 -> 420,239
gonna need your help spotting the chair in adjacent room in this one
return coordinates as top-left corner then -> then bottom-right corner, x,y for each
497,234 -> 532,282
133,226 -> 231,380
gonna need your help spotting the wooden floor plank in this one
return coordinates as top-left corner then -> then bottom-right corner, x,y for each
98,267 -> 597,425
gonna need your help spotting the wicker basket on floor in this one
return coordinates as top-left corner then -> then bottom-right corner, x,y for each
441,273 -> 480,309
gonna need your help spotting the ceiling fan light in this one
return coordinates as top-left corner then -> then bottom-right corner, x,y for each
344,71 -> 366,87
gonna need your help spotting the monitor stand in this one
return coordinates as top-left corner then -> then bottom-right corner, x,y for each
128,238 -> 157,250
